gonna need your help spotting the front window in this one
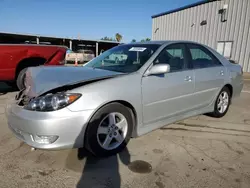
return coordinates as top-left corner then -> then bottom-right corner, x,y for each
153,43 -> 187,72
84,44 -> 160,73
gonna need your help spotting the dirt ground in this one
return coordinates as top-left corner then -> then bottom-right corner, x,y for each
0,81 -> 250,188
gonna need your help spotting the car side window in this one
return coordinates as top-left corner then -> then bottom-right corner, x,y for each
187,44 -> 222,69
153,44 -> 187,72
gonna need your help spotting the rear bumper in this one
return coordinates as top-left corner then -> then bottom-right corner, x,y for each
233,81 -> 244,98
6,102 -> 94,150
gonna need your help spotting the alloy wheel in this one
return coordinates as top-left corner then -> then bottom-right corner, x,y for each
97,112 -> 128,150
217,91 -> 229,113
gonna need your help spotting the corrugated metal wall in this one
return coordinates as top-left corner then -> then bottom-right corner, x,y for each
152,0 -> 250,72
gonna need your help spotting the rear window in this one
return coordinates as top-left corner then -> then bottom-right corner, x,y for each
187,43 -> 222,68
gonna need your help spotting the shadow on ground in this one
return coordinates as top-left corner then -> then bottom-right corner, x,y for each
0,82 -> 17,96
65,147 -> 131,188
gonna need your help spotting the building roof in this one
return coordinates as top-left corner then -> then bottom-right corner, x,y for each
151,0 -> 219,18
0,31 -> 120,44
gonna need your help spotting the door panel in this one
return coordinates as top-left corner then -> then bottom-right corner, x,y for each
141,43 -> 197,125
194,66 -> 226,107
142,70 -> 195,124
186,43 -> 226,108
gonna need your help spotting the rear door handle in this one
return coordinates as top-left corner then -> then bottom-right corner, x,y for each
220,70 -> 224,75
184,76 -> 192,82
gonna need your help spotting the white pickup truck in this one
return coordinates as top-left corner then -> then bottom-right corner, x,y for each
66,49 -> 95,63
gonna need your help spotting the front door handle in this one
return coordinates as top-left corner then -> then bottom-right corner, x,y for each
220,70 -> 224,75
184,76 -> 192,82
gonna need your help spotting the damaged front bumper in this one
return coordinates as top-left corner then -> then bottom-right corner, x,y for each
6,101 -> 94,150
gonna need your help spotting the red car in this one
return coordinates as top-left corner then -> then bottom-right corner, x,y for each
0,44 -> 67,90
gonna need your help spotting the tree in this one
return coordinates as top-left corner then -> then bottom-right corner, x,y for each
141,38 -> 151,42
101,36 -> 115,41
131,39 -> 136,42
115,33 -> 122,42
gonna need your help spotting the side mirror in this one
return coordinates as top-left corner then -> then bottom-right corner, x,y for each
145,64 -> 170,76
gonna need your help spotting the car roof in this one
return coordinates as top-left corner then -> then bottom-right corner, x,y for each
126,40 -> 204,46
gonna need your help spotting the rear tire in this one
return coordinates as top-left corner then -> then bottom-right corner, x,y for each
85,103 -> 133,157
16,68 -> 28,90
209,86 -> 231,118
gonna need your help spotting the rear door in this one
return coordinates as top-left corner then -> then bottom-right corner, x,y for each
186,43 -> 226,108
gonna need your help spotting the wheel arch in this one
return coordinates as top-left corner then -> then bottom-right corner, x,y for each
224,83 -> 233,97
114,100 -> 138,136
85,100 -> 138,140
15,57 -> 47,79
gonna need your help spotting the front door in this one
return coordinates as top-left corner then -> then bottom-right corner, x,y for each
142,43 -> 195,125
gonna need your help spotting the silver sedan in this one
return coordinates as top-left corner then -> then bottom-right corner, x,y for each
6,41 -> 243,157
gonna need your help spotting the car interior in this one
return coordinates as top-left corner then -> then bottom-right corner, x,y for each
154,49 -> 184,72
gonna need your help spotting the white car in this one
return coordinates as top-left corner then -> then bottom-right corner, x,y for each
66,49 -> 95,63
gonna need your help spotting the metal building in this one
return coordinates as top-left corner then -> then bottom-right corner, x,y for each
152,0 -> 250,72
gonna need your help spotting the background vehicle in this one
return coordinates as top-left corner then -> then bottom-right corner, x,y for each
65,49 -> 95,63
66,49 -> 73,54
7,41 -> 243,157
0,44 -> 67,90
108,52 -> 128,64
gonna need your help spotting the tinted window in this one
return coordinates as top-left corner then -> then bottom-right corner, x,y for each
187,44 -> 221,69
153,44 -> 186,72
167,49 -> 183,58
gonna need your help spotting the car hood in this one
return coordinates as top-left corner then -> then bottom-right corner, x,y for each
24,66 -> 123,97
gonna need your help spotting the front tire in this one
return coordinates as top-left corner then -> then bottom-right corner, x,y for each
16,68 -> 28,90
209,86 -> 231,118
85,103 -> 133,157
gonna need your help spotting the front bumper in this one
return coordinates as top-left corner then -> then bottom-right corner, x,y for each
6,102 -> 94,150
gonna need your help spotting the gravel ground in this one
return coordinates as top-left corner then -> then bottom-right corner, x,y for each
0,81 -> 250,188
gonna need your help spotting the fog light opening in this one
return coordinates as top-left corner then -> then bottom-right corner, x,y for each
33,135 -> 59,144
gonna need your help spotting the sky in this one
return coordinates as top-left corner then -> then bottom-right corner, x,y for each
0,0 -> 200,43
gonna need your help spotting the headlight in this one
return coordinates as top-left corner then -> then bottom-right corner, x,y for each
24,93 -> 81,111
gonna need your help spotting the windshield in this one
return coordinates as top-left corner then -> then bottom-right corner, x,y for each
84,44 -> 160,73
